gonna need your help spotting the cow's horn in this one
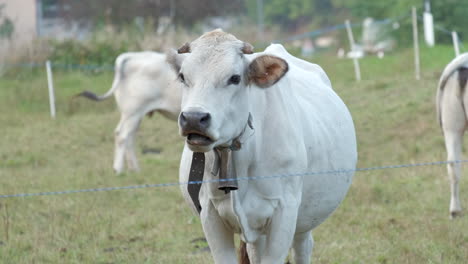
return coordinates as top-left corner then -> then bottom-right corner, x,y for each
177,42 -> 191,54
242,42 -> 254,54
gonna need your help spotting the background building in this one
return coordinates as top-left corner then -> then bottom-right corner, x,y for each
0,0 -> 40,42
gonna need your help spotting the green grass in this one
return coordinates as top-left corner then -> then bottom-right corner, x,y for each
0,45 -> 467,263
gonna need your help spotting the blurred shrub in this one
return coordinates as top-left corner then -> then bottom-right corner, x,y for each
1,17 -> 267,69
49,38 -> 130,66
46,23 -> 193,66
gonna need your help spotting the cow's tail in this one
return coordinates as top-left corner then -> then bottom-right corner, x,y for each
74,55 -> 130,101
238,241 -> 250,264
437,53 -> 468,128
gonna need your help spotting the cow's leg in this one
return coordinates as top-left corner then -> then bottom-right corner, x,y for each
124,120 -> 142,172
201,202 -> 237,264
441,81 -> 466,218
291,231 -> 313,264
260,205 -> 299,264
113,117 -> 126,174
113,114 -> 142,174
444,130 -> 463,218
246,235 -> 266,263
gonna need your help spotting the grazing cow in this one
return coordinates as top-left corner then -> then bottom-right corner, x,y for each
436,53 -> 468,218
77,52 -> 181,174
168,30 -> 357,264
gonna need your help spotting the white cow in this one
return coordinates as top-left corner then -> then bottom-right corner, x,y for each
168,30 -> 357,264
77,52 -> 181,174
436,53 -> 468,218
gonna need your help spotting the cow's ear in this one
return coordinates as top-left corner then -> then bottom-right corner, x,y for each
248,55 -> 288,88
166,49 -> 185,73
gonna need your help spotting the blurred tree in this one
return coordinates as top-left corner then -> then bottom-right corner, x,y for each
55,0 -> 244,28
44,0 -> 468,45
245,0 -> 334,29
430,0 -> 468,42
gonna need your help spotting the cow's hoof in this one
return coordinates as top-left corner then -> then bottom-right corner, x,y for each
128,167 -> 140,173
450,210 -> 462,219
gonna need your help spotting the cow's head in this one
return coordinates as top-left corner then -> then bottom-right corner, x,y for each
168,29 -> 288,152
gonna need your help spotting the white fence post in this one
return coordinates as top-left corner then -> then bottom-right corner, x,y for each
423,1 -> 435,46
46,60 -> 56,119
423,12 -> 435,46
345,20 -> 361,82
452,31 -> 460,57
412,7 -> 421,80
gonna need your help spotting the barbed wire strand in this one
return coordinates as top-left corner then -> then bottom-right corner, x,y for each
428,20 -> 466,53
417,14 -> 465,50
0,13 -> 413,71
1,159 -> 466,199
1,12 -> 461,71
276,12 -> 411,44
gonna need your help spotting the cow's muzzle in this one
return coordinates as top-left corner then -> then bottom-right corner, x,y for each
179,111 -> 214,146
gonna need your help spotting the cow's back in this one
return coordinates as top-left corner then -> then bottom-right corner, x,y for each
114,51 -> 179,116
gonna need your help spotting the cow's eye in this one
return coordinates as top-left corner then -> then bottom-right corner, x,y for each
178,73 -> 185,83
228,75 -> 241,85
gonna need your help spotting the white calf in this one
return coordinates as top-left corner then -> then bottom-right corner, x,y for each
77,52 -> 181,173
437,53 -> 468,218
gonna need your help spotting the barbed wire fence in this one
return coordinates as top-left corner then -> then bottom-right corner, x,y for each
275,12 -> 411,44
417,14 -> 466,55
2,7 -> 464,73
1,6 -> 466,200
1,159 -> 466,199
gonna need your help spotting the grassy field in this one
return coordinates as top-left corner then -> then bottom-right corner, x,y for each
0,44 -> 467,263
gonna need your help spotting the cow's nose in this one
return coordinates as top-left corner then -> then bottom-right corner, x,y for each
179,111 -> 211,132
